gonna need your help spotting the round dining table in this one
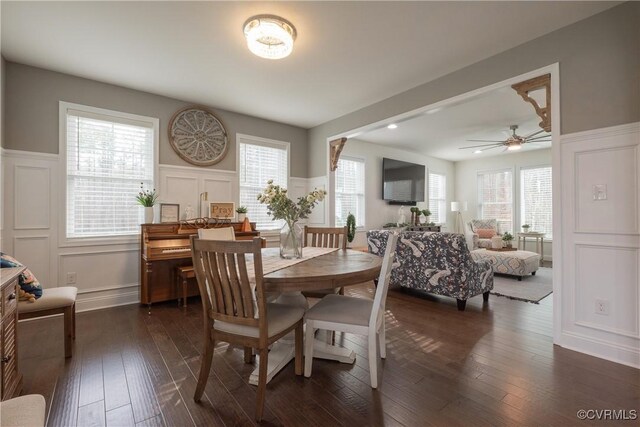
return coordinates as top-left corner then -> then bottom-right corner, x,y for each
248,248 -> 382,386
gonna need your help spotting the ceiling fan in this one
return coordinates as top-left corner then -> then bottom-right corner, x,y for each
460,125 -> 551,153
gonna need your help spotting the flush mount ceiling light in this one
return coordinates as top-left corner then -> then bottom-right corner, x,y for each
387,124 -> 398,129
243,15 -> 297,60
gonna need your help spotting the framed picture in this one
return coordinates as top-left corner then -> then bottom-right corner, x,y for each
209,202 -> 235,219
160,203 -> 180,223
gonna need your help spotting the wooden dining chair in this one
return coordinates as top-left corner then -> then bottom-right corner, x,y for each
197,226 -> 236,241
302,226 -> 348,299
190,237 -> 304,421
304,232 -> 399,388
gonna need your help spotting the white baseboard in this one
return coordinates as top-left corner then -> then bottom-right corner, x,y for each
559,331 -> 640,369
76,289 -> 140,312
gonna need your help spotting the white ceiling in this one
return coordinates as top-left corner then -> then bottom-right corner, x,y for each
1,1 -> 617,128
357,86 -> 551,162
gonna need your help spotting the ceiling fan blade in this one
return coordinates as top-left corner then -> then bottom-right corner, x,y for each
459,143 -> 504,150
524,129 -> 546,139
479,145 -> 505,152
526,139 -> 551,143
466,139 -> 506,143
527,135 -> 552,142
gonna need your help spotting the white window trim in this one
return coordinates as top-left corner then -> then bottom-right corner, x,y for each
236,133 -> 290,233
58,101 -> 159,247
427,170 -> 447,225
334,155 -> 366,229
519,164 -> 553,241
477,167 -> 515,234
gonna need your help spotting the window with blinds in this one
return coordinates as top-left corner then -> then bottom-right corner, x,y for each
521,166 -> 552,238
335,157 -> 365,227
65,107 -> 156,239
238,137 -> 289,230
428,172 -> 446,224
477,169 -> 513,233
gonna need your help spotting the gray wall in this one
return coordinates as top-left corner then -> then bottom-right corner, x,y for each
4,62 -> 310,177
309,1 -> 640,177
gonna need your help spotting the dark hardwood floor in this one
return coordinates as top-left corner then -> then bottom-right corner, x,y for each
18,282 -> 639,426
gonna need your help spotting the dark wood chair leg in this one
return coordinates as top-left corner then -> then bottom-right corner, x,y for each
72,302 -> 76,339
182,277 -> 188,308
532,271 -> 536,276
294,322 -> 303,376
194,334 -> 214,402
64,305 -> 73,358
256,348 -> 269,421
518,276 -> 523,282
244,347 -> 253,363
456,299 -> 467,311
483,291 -> 490,302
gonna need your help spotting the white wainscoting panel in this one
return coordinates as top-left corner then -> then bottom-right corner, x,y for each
59,247 -> 140,311
574,244 -> 639,338
560,122 -> 640,368
159,164 -> 237,219
575,145 -> 638,235
13,236 -> 51,288
307,176 -> 328,226
14,164 -> 51,230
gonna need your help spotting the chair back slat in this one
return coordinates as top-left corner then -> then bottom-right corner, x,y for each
304,226 -> 348,249
191,237 -> 264,332
370,232 -> 399,329
216,253 -> 235,315
236,253 -> 255,319
225,253 -> 246,317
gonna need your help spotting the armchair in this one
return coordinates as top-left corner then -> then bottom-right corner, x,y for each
467,219 -> 501,249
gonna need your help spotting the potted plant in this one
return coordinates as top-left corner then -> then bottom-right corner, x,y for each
410,207 -> 421,225
136,183 -> 158,224
236,206 -> 248,222
258,180 -> 326,259
346,212 -> 356,244
421,209 -> 431,224
522,224 -> 531,233
502,232 -> 514,249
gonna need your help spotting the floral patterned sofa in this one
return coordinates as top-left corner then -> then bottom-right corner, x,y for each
367,230 -> 494,311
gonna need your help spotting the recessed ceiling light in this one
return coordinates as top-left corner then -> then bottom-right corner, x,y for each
473,150 -> 482,154
243,15 -> 297,60
387,124 -> 398,129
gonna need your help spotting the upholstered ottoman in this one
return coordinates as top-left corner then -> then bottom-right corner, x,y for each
470,249 -> 540,281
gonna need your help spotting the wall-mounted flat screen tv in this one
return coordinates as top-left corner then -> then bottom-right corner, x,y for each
382,158 -> 425,204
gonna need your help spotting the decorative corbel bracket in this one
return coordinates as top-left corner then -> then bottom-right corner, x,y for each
512,74 -> 551,132
329,137 -> 347,172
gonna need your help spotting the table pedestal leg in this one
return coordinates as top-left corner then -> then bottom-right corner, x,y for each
248,292 -> 356,386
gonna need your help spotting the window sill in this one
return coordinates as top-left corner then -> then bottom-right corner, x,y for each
59,235 -> 139,248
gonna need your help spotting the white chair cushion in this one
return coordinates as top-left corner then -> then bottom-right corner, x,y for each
0,394 -> 46,427
305,294 -> 373,327
214,303 -> 304,338
198,227 -> 235,241
18,286 -> 77,314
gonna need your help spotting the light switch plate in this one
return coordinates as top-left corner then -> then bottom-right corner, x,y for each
593,184 -> 607,201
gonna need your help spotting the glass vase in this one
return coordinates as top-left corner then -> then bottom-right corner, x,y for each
280,221 -> 303,259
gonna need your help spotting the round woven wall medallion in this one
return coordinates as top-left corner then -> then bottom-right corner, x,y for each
168,107 -> 229,166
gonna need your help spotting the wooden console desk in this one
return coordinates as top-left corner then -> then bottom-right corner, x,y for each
0,267 -> 24,400
140,221 -> 260,309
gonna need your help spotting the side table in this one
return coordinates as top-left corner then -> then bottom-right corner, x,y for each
517,232 -> 545,266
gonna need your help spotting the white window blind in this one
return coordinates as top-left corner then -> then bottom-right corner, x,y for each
239,138 -> 288,230
335,157 -> 365,227
521,166 -> 552,238
428,172 -> 446,224
66,108 -> 155,238
477,169 -> 513,233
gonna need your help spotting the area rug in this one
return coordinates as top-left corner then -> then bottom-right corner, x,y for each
491,267 -> 553,303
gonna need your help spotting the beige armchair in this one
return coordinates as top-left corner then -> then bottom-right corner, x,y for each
468,219 -> 501,249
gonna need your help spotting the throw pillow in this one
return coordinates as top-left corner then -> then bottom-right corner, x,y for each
476,228 -> 496,239
0,252 -> 43,300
